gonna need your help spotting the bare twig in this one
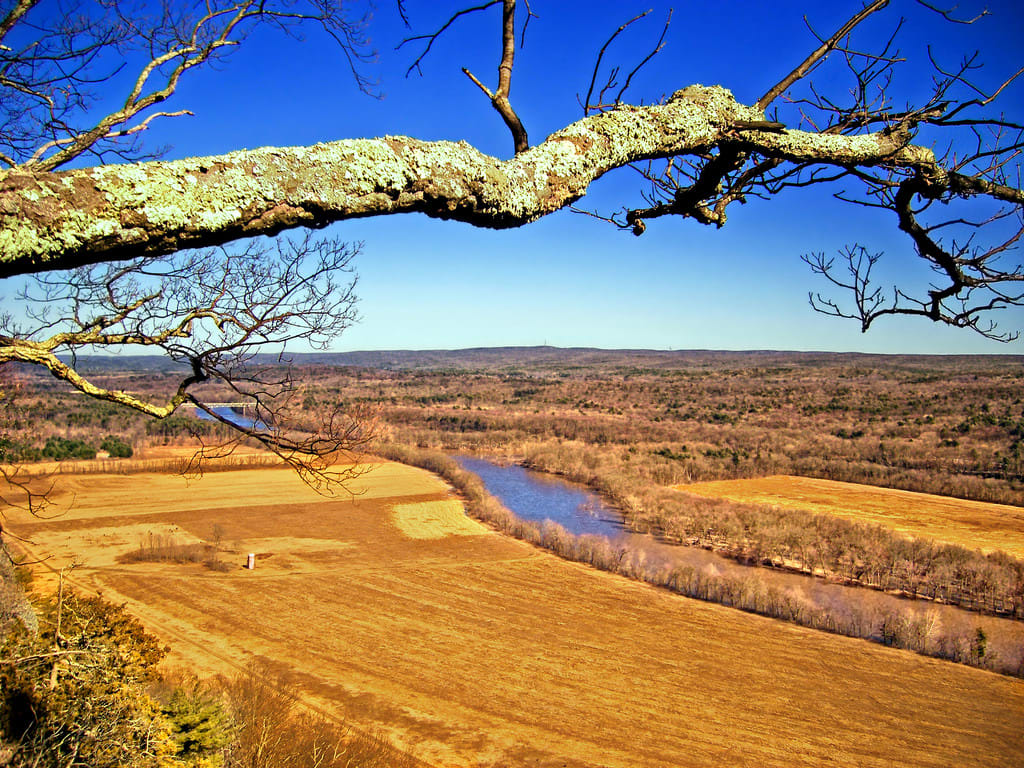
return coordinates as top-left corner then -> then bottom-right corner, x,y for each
757,0 -> 890,110
398,0 -> 501,77
0,234 -> 374,489
915,0 -> 990,24
580,9 -> 652,116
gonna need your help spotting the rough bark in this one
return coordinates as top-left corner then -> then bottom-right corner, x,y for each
0,85 -> 933,277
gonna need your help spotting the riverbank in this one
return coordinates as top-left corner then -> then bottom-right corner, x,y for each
4,455 -> 1022,767
377,443 -> 1024,677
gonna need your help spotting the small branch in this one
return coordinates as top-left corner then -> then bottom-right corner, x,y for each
462,67 -> 494,99
614,8 -> 672,106
519,0 -> 538,48
400,0 -> 527,153
28,110 -> 192,165
398,0 -> 501,77
491,0 -> 529,153
757,0 -> 891,110
0,0 -> 37,44
915,0 -> 990,24
581,9 -> 652,116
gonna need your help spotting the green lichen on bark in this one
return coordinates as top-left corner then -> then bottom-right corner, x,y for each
0,85 -> 936,277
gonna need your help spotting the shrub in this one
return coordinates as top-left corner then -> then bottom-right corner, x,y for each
0,591 -> 174,767
41,436 -> 95,460
100,435 -> 133,458
218,659 -> 418,768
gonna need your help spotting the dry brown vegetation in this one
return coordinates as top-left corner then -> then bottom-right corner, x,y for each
3,460 -> 1024,767
381,443 -> 1024,675
117,531 -> 230,571
4,350 -> 1024,763
8,351 -> 1024,509
5,352 -> 1024,630
511,439 -> 1024,621
680,475 -> 1024,558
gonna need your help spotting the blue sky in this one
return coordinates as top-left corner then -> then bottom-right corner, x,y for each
13,0 -> 1024,353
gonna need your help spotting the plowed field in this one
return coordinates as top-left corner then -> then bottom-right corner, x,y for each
676,475 -> 1024,557
5,462 -> 1024,767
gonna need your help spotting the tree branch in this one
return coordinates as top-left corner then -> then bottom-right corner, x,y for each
491,0 -> 529,154
402,0 -> 529,154
757,0 -> 891,110
0,234 -> 370,488
0,85 -> 939,277
3,1 -> 375,171
580,8 -> 651,115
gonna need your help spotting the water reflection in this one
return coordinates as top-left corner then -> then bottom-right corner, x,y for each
194,406 -> 267,431
455,454 -> 1024,668
455,456 -> 624,538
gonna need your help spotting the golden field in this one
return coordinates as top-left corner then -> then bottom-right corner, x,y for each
677,474 -> 1024,558
5,461 -> 1024,767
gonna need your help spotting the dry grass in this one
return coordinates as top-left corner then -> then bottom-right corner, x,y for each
678,474 -> 1024,558
3,462 -> 1023,767
1,444 -> 280,477
391,500 -> 487,540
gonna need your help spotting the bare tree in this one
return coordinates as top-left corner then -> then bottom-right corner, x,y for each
1,232 -> 371,486
1,0 -> 375,171
0,0 -> 381,487
612,0 -> 1023,339
0,0 -> 1021,472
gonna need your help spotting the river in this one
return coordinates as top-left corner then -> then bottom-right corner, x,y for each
194,405 -> 267,431
455,454 -> 1024,674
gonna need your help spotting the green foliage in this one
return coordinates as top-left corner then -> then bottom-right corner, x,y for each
652,446 -> 691,462
0,437 -> 40,463
146,414 -> 214,440
100,434 -> 134,458
41,435 -> 96,460
971,627 -> 989,663
0,591 -> 175,767
427,414 -> 488,432
0,434 -> 130,462
162,677 -> 232,764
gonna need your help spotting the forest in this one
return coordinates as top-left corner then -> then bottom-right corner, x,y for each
6,348 -> 1024,627
2,347 -> 1024,766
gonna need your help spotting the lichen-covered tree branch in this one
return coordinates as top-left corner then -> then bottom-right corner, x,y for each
0,0 -> 382,484
0,0 -> 1021,481
0,85 -> 939,275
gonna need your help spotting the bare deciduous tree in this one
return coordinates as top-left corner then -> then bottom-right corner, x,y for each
1,0 -> 375,171
1,233 -> 371,486
0,0 -> 380,485
611,0 -> 1023,339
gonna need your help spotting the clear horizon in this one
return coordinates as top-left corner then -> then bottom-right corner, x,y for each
68,344 -> 1024,359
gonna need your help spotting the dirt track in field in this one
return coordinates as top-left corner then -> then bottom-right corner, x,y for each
677,474 -> 1024,558
5,461 -> 1024,767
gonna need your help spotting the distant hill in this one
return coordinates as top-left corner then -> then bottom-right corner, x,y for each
57,346 -> 1024,376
